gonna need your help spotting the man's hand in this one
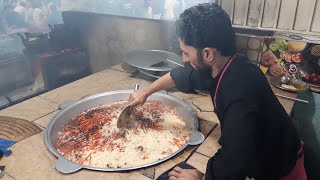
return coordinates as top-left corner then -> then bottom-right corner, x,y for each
125,73 -> 174,128
168,166 -> 204,180
128,72 -> 176,107
128,89 -> 149,107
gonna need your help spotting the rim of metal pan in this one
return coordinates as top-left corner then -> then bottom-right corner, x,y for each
123,49 -> 183,72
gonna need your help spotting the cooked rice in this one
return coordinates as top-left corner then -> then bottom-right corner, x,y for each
56,101 -> 192,168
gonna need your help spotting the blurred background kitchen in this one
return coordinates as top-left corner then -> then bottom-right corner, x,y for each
0,0 -> 210,34
1,0 -> 320,179
0,0 -> 212,108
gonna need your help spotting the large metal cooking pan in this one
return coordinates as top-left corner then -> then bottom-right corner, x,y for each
44,90 -> 205,174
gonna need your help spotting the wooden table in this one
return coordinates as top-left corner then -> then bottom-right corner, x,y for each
0,63 -> 298,180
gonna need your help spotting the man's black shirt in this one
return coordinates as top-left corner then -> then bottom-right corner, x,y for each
170,55 -> 300,180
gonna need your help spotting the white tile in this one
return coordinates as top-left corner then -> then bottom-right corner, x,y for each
34,111 -> 58,128
197,126 -> 222,157
40,69 -> 130,104
0,97 -> 58,121
197,112 -> 219,124
186,153 -> 210,174
154,160 -> 177,179
192,97 -> 214,112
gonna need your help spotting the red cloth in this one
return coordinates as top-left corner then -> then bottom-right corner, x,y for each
281,141 -> 307,180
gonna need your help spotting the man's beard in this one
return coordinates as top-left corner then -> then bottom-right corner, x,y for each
196,51 -> 212,77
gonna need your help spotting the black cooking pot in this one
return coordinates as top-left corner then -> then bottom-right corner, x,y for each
48,24 -> 81,50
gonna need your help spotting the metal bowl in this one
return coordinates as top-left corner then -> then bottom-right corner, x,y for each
44,90 -> 204,174
137,68 -> 168,79
270,76 -> 309,92
123,50 -> 183,72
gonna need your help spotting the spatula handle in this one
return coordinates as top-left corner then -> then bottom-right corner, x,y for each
134,84 -> 140,91
128,84 -> 140,112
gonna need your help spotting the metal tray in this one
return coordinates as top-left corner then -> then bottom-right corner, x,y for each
123,50 -> 183,72
269,76 -> 308,93
137,68 -> 168,79
44,90 -> 204,174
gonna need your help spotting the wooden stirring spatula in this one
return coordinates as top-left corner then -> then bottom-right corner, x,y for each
117,84 -> 140,129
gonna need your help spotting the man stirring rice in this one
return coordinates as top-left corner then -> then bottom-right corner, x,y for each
128,3 -> 307,180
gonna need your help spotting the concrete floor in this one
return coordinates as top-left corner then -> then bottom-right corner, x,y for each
292,92 -> 320,180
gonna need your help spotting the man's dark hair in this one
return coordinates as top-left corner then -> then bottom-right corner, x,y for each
176,3 -> 236,57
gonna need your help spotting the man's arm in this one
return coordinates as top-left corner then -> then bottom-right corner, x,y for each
128,72 -> 175,107
129,65 -> 205,107
144,72 -> 176,97
206,100 -> 258,179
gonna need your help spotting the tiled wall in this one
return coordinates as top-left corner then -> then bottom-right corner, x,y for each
235,36 -> 265,64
